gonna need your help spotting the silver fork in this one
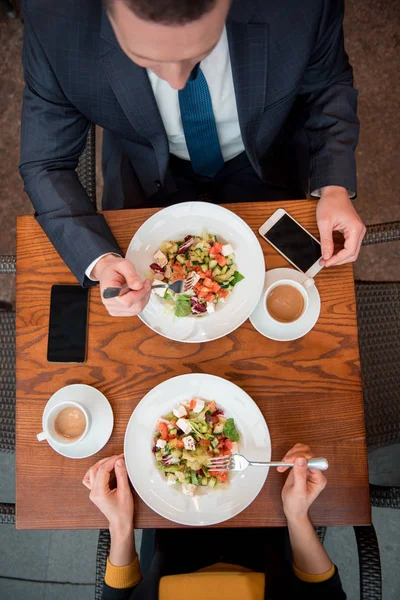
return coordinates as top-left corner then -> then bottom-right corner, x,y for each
208,454 -> 329,472
103,273 -> 197,300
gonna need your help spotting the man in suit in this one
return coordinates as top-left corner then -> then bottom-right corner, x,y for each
20,0 -> 365,317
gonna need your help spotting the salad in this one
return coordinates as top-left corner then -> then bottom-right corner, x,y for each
150,233 -> 244,317
152,398 -> 240,497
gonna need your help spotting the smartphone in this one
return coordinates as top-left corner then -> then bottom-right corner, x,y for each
259,209 -> 323,278
47,285 -> 89,363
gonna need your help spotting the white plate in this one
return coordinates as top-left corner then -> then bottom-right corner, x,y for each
124,374 -> 271,526
249,268 -> 321,341
125,202 -> 265,343
41,384 -> 114,459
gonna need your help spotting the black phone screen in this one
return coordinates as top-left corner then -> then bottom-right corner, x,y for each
47,285 -> 89,363
263,214 -> 322,273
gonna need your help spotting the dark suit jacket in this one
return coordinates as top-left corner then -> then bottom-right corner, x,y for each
20,0 -> 359,286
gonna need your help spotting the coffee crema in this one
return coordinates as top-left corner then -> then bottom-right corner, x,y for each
266,284 -> 304,323
54,406 -> 86,440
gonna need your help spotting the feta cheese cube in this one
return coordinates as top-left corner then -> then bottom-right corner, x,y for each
230,442 -> 239,454
176,418 -> 192,434
192,399 -> 205,414
156,439 -> 167,449
153,250 -> 168,268
183,435 -> 196,451
206,302 -> 215,314
167,474 -> 177,486
173,405 -> 187,419
182,483 -> 197,497
221,243 -> 234,257
153,287 -> 167,298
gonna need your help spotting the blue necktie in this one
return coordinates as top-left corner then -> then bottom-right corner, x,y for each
178,66 -> 224,178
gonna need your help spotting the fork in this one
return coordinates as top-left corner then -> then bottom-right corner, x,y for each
103,274 -> 197,300
208,454 -> 329,472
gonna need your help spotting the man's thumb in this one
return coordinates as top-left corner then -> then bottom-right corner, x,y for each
117,260 -> 144,291
292,457 -> 307,488
318,219 -> 334,261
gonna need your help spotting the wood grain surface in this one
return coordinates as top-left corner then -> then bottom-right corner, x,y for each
15,200 -> 370,529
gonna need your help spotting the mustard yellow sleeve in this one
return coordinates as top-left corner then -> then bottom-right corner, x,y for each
293,562 -> 336,583
104,555 -> 142,589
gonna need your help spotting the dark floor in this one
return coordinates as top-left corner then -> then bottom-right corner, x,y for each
0,2 -> 399,599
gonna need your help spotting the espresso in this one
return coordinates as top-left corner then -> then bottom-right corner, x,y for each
266,284 -> 304,323
54,406 -> 86,440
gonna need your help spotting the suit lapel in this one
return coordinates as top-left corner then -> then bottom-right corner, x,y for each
227,20 -> 268,175
100,10 -> 169,178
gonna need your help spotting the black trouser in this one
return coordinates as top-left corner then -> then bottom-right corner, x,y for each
140,527 -> 294,595
146,152 -> 306,208
102,137 -> 307,210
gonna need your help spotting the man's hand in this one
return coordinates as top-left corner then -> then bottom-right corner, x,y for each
279,443 -> 327,522
317,186 -> 366,268
83,454 -> 134,533
93,255 -> 152,317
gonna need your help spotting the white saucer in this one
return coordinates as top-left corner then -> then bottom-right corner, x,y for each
249,268 -> 321,341
41,384 -> 114,459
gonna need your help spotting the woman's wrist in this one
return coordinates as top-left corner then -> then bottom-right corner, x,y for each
284,510 -> 311,528
109,522 -> 136,567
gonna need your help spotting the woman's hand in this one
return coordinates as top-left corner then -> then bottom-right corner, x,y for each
279,443 -> 327,522
83,454 -> 134,535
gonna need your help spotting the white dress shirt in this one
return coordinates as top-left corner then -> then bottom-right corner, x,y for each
86,26 -> 244,280
146,26 -> 244,162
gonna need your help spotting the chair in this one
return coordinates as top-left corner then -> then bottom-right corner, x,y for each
92,525 -> 382,600
355,221 -> 400,510
0,124 -> 97,456
0,304 -> 15,454
95,529 -> 110,600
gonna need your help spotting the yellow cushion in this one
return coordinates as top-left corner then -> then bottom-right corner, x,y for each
159,571 -> 265,600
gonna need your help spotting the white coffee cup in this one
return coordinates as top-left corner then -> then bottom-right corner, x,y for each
37,401 -> 89,446
264,277 -> 315,325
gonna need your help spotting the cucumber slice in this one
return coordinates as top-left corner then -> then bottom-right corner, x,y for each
202,477 -> 208,486
220,266 -> 228,274
201,264 -> 208,272
213,266 -> 222,276
213,423 -> 224,435
209,259 -> 218,269
176,254 -> 186,265
208,477 -> 217,488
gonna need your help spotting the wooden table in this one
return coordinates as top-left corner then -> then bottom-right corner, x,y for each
16,200 -> 371,529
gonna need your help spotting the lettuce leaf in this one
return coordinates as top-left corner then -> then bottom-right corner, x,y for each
223,418 -> 240,442
175,295 -> 192,317
230,271 -> 245,286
